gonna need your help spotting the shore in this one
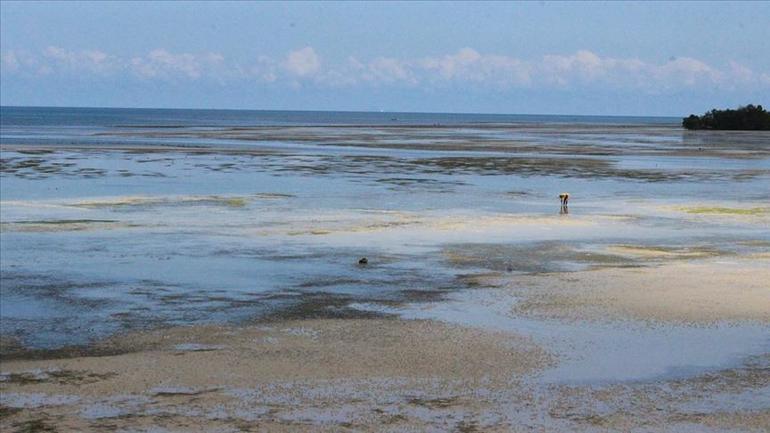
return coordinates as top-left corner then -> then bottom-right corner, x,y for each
2,121 -> 769,431
505,256 -> 770,324
2,253 -> 769,432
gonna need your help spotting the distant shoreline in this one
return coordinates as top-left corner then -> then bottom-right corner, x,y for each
0,105 -> 680,126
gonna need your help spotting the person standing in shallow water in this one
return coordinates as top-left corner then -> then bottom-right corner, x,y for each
559,192 -> 570,215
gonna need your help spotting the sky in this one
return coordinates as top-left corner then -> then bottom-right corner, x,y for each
1,1 -> 769,116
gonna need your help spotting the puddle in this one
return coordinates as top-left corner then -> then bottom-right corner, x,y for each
150,386 -> 215,396
351,289 -> 770,384
79,395 -> 154,420
173,343 -> 226,352
0,392 -> 80,408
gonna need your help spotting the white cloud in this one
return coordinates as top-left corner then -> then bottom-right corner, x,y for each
357,56 -> 416,85
419,48 -> 531,87
538,51 -> 740,90
250,55 -> 279,82
2,45 -> 768,94
421,48 -> 483,80
43,46 -> 118,74
652,56 -> 721,87
283,46 -> 320,77
130,49 -> 224,80
1,50 -> 20,71
542,50 -> 608,84
728,61 -> 754,84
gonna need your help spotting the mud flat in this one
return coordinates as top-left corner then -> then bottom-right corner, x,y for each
505,256 -> 770,324
1,319 -> 551,431
1,315 -> 768,432
2,249 -> 769,432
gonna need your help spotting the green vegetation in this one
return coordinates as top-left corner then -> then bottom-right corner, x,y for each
680,206 -> 768,215
682,104 -> 770,130
222,197 -> 247,207
12,219 -> 117,225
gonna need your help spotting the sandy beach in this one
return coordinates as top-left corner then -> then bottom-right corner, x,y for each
1,269 -> 768,432
2,215 -> 769,431
505,256 -> 770,324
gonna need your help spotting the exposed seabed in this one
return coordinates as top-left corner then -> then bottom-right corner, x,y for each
2,123 -> 769,431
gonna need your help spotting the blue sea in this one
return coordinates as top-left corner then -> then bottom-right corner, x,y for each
1,105 -> 678,148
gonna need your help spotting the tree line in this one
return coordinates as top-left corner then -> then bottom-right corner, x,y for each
682,104 -> 770,130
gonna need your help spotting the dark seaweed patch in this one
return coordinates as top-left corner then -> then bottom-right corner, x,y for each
407,396 -> 459,409
442,241 -> 636,273
0,405 -> 23,419
12,418 -> 58,433
1,370 -> 116,386
455,420 -> 481,433
0,156 -> 107,179
257,293 -> 394,322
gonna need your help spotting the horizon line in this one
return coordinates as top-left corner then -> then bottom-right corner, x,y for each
0,104 -> 682,119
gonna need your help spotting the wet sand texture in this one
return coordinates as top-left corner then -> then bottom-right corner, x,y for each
505,258 -> 770,323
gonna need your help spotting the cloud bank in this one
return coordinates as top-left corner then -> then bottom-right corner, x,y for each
3,46 -> 769,94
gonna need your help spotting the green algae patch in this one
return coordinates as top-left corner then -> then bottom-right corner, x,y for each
0,219 -> 128,233
71,195 -> 253,209
287,229 -> 332,236
67,193 -> 293,210
442,242 -> 635,274
679,206 -> 769,216
605,244 -> 722,260
0,369 -> 116,386
736,240 -> 770,247
222,197 -> 247,208
12,219 -> 118,225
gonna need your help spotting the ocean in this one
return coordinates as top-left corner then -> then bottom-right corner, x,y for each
1,105 -> 678,148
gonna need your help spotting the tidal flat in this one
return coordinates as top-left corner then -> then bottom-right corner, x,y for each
1,116 -> 769,432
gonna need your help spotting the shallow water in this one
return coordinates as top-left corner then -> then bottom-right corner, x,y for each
1,107 -> 769,384
351,291 -> 770,384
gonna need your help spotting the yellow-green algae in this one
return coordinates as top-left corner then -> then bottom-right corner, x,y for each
222,197 -> 247,208
72,195 -> 250,209
605,244 -> 721,259
0,219 -> 132,233
679,206 -> 769,216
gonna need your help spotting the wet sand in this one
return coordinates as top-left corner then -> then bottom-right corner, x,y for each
505,257 -> 770,324
1,319 -> 545,431
2,252 -> 769,431
1,315 -> 767,432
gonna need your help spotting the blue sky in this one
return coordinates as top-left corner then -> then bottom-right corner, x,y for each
1,1 -> 769,116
